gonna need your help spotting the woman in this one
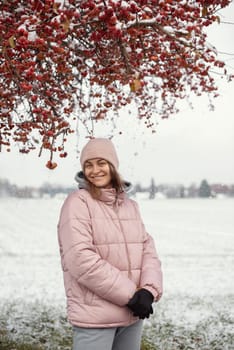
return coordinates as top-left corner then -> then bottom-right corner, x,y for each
57,137 -> 163,350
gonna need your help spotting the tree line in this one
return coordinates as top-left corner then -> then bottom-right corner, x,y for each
0,178 -> 233,199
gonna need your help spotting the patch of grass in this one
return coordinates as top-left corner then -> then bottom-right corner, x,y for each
0,295 -> 233,350
0,302 -> 72,350
0,329 -> 43,350
0,327 -> 71,350
141,337 -> 157,350
0,330 -> 156,350
143,315 -> 234,350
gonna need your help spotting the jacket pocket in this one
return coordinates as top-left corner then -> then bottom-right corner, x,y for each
71,278 -> 94,304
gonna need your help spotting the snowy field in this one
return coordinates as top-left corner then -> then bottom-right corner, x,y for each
0,196 -> 234,349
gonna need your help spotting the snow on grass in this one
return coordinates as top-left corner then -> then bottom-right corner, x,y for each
0,196 -> 234,349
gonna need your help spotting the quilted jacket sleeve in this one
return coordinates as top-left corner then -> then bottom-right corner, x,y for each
58,191 -> 137,306
141,228 -> 163,301
134,202 -> 163,301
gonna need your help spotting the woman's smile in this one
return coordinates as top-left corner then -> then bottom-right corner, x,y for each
84,158 -> 112,188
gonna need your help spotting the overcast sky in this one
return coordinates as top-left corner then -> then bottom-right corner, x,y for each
1,3 -> 234,188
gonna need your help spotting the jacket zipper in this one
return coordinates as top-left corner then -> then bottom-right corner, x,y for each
114,205 -> 134,323
114,205 -> 132,280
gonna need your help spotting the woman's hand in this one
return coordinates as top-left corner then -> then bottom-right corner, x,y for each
127,288 -> 154,319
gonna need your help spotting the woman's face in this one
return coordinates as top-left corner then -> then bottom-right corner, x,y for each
84,158 -> 112,188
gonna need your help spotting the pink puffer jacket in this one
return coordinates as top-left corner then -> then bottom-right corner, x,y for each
57,187 -> 163,328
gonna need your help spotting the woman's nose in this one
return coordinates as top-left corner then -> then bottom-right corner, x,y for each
92,164 -> 100,173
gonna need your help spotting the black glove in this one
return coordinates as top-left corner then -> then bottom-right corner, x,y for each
127,288 -> 154,319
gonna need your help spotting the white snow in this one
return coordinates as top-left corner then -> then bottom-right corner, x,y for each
0,196 -> 233,325
27,30 -> 38,42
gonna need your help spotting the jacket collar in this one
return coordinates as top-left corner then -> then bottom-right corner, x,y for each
98,188 -> 125,206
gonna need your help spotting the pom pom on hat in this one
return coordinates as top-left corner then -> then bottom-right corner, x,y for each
80,138 -> 119,170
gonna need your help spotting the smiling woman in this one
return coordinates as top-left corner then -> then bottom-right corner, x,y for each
82,158 -> 125,201
84,159 -> 113,188
80,138 -> 125,198
57,137 -> 163,350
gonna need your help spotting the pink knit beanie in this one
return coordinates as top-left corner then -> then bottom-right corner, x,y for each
80,138 -> 119,170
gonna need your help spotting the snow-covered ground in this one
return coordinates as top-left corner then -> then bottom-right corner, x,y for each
0,196 -> 234,347
138,197 -> 234,297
